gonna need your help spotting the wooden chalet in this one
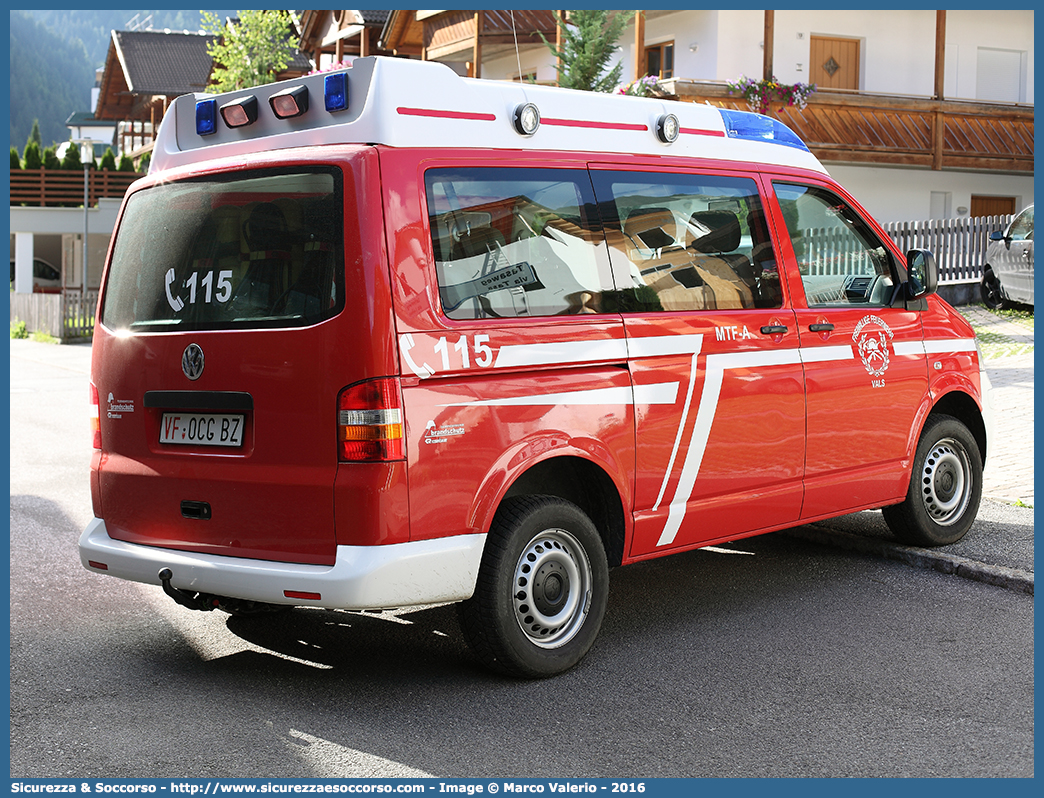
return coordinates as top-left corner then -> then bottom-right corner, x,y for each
297,9 -> 393,66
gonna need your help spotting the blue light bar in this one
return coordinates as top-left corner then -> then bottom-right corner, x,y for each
324,73 -> 348,113
719,109 -> 809,152
195,99 -> 217,136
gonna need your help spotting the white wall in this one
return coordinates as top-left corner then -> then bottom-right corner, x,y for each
715,10 -> 769,83
484,45 -> 560,84
826,164 -> 1034,224
945,10 -> 1034,102
773,9 -> 937,94
484,9 -> 1034,103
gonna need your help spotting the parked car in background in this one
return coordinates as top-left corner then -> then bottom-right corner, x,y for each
10,258 -> 62,293
981,204 -> 1034,308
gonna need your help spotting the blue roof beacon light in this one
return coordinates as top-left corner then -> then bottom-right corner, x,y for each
719,109 -> 810,152
324,72 -> 349,113
195,99 -> 218,136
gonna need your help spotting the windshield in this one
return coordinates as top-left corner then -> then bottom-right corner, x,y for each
100,168 -> 344,332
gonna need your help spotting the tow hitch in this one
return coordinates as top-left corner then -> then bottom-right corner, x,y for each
157,568 -> 289,615
158,568 -> 218,612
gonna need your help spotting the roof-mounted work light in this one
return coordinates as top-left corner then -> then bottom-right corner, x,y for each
324,72 -> 348,112
512,102 -> 540,136
220,95 -> 259,128
195,99 -> 218,136
270,85 -> 309,119
656,113 -> 680,143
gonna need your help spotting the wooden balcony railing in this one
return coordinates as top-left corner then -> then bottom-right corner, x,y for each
9,168 -> 140,207
663,81 -> 1033,174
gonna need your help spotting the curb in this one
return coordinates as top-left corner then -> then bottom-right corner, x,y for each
782,525 -> 1034,596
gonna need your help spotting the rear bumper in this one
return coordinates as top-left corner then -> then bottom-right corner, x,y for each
79,517 -> 485,609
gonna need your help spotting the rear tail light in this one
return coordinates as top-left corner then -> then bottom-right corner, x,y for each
337,378 -> 405,462
89,382 -> 101,450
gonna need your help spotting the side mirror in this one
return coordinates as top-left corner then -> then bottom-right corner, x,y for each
989,230 -> 1006,242
905,249 -> 938,300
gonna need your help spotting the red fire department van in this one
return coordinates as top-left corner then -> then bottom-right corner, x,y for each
80,57 -> 994,677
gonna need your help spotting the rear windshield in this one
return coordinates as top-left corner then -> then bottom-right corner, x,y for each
100,168 -> 344,332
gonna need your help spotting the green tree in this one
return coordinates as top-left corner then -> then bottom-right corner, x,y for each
11,147 -> 23,169
542,10 -> 632,92
43,146 -> 61,170
202,10 -> 297,92
28,120 -> 42,149
98,147 -> 117,171
60,141 -> 84,170
22,140 -> 42,170
117,152 -> 136,172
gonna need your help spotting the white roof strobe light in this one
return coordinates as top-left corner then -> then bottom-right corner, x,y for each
656,113 -> 680,144
513,102 -> 540,136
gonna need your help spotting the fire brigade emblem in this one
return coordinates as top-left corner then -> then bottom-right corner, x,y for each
852,314 -> 893,379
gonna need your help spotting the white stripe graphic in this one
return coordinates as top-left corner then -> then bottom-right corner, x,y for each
627,333 -> 705,358
799,344 -> 853,364
656,348 -> 804,547
439,382 -> 679,408
494,338 -> 628,369
923,337 -> 977,354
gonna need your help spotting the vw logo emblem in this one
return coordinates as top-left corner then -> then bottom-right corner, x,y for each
182,343 -> 205,381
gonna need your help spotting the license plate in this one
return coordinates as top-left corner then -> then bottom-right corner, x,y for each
160,413 -> 245,447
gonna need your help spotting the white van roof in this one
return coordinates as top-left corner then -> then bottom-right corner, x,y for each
150,56 -> 827,175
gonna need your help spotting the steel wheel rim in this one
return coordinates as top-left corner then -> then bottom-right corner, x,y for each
512,529 -> 592,649
919,437 -> 972,526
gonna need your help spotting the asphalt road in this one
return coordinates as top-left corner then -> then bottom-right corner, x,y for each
8,340 -> 1034,778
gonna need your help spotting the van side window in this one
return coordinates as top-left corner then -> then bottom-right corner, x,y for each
773,182 -> 897,307
425,168 -> 611,320
591,172 -> 783,312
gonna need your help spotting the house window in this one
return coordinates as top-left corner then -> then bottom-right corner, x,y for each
511,72 -> 538,83
976,48 -> 1027,103
645,42 -> 674,79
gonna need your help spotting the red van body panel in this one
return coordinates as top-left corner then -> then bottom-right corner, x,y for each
90,146 -> 402,566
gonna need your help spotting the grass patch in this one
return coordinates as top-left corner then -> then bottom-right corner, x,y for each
30,330 -> 60,344
10,320 -> 28,339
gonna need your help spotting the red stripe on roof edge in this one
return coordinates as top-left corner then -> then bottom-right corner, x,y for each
681,128 -> 726,137
542,118 -> 648,132
397,107 -> 497,121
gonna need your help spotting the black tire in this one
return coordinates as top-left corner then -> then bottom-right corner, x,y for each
882,414 -> 983,547
980,269 -> 1006,310
459,495 -> 609,678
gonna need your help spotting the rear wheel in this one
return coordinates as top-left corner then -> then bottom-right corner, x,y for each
459,495 -> 608,678
980,269 -> 1006,310
883,414 -> 982,546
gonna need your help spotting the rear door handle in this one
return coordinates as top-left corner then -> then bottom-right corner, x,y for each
808,323 -> 835,332
760,325 -> 788,335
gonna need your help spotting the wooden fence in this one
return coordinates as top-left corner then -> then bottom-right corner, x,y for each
802,215 -> 1012,284
9,168 -> 139,207
10,290 -> 98,341
882,215 -> 1012,283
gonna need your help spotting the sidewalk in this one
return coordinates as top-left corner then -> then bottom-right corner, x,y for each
791,303 -> 1034,594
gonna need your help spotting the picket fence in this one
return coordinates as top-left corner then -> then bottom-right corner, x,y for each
803,215 -> 1012,285
10,291 -> 98,341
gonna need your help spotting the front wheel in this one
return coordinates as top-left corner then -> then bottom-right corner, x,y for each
459,495 -> 609,678
883,414 -> 983,546
980,269 -> 1006,310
